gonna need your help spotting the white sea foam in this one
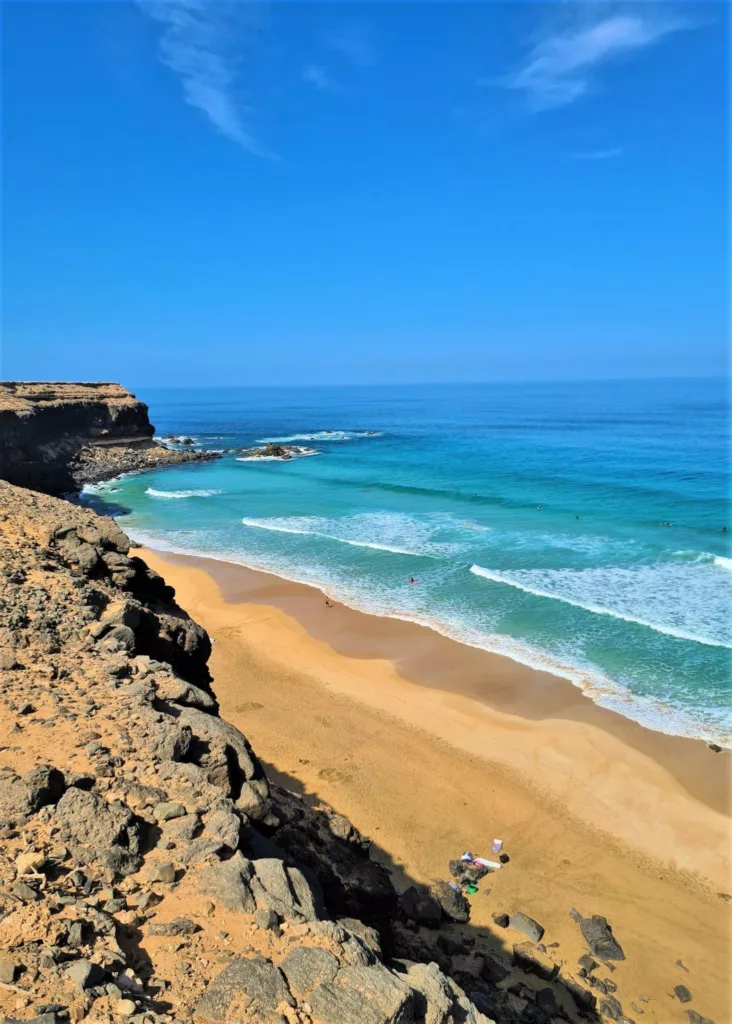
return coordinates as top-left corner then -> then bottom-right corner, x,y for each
236,447 -> 319,462
240,512 -> 462,559
126,526 -> 731,746
714,555 -> 732,570
241,517 -> 424,556
470,562 -> 732,648
81,473 -> 132,495
256,430 -> 381,443
145,488 -> 222,499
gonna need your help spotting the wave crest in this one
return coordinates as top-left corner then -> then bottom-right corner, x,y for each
145,488 -> 222,499
470,563 -> 732,648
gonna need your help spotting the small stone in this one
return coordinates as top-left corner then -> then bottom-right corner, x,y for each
153,802 -> 186,822
150,862 -> 176,884
675,985 -> 692,1003
116,998 -> 137,1015
254,908 -> 279,932
491,912 -> 509,928
0,958 -> 18,983
148,917 -> 200,937
65,959 -> 105,991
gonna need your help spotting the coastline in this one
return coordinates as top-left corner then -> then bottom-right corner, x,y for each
138,544 -> 732,1019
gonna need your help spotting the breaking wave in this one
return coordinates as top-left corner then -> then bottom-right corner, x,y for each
470,562 -> 732,648
256,430 -> 381,443
145,488 -> 222,499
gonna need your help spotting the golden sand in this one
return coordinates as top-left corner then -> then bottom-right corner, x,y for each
142,547 -> 732,1022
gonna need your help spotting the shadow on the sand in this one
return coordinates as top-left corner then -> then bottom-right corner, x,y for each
257,758 -> 606,1024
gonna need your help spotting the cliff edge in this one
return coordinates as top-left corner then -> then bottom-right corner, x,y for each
0,383 -> 216,495
0,483 -> 507,1024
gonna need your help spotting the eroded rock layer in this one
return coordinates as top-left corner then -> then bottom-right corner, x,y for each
0,383 -> 216,495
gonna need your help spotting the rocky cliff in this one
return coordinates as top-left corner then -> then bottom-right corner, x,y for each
0,383 -> 216,495
0,483 -> 514,1024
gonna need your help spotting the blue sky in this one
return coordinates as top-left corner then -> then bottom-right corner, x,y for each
2,1 -> 728,385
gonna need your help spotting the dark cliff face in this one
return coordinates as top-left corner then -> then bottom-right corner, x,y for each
0,381 -> 212,494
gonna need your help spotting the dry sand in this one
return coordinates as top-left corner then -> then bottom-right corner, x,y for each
142,547 -> 732,1023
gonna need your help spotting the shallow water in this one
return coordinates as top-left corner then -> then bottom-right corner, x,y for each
81,379 -> 731,743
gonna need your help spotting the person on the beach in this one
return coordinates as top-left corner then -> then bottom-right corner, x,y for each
325,598 -> 332,607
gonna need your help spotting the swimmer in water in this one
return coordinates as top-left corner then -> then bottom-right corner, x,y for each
409,577 -> 418,584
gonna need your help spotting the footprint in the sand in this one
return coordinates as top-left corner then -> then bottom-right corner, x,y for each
235,701 -> 264,713
317,766 -> 352,784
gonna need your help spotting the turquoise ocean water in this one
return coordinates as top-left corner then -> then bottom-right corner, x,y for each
81,380 -> 731,743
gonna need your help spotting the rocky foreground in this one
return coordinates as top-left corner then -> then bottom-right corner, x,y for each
0,393 -> 715,1024
0,384 -> 216,495
0,482 -> 506,1024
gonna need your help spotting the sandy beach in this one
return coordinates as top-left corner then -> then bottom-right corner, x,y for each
142,546 -> 731,1022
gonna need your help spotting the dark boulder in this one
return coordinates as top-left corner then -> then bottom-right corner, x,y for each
193,957 -> 294,1021
508,911 -> 544,943
430,881 -> 470,923
400,885 -> 442,927
579,914 -> 625,961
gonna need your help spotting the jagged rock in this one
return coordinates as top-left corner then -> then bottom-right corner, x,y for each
508,912 -> 544,943
0,957 -> 18,983
565,979 -> 597,1012
579,914 -> 625,961
155,674 -> 217,711
199,851 -> 256,912
675,985 -> 692,1003
479,956 -> 508,984
0,765 -> 65,824
53,786 -> 141,875
599,993 -> 624,1019
280,946 -> 339,997
65,958 -> 106,991
430,881 -> 469,923
309,962 -> 414,1024
686,1011 -> 716,1024
148,917 -> 200,936
153,801 -> 187,822
249,858 -> 323,921
162,812 -> 200,843
193,956 -> 294,1021
149,861 -> 176,883
401,961 -> 456,1024
400,885 -> 442,927
254,908 -> 279,931
203,807 -> 242,853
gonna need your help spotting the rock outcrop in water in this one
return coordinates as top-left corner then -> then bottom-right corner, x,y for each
0,383 -> 218,495
237,443 -> 315,461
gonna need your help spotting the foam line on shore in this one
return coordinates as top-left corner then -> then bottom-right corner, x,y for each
129,528 -> 731,746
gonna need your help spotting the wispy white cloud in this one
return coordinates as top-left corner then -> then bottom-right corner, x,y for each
325,26 -> 374,68
139,0 -> 268,155
302,63 -> 338,92
504,12 -> 684,111
571,147 -> 623,160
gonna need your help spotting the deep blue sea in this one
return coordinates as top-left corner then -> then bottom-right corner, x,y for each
81,380 -> 731,743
